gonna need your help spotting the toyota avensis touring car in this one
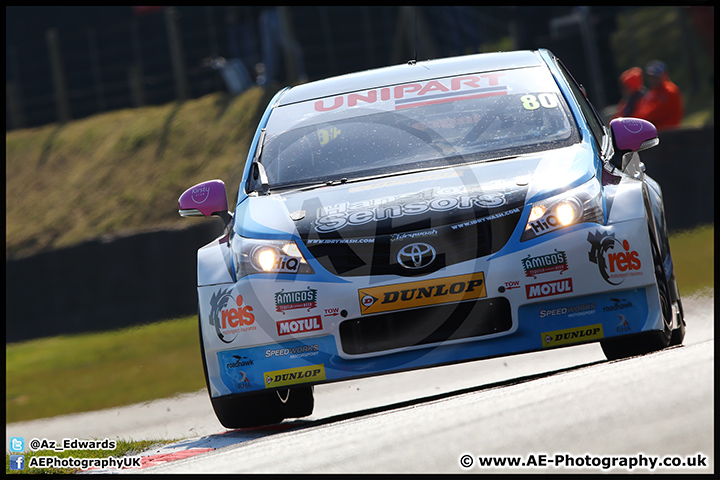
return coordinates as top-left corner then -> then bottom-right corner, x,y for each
179,49 -> 685,428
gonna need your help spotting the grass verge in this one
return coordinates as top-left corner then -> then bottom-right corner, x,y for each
5,87 -> 270,260
6,316 -> 205,423
668,224 -> 714,296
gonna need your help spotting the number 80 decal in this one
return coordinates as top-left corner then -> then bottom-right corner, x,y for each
521,93 -> 558,110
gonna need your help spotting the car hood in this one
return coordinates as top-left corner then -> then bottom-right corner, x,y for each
234,143 -> 596,242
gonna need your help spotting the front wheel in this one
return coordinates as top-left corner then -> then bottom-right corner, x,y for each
198,313 -> 314,428
600,261 -> 672,361
211,390 -> 285,428
278,385 -> 314,418
668,274 -> 686,346
210,386 -> 315,429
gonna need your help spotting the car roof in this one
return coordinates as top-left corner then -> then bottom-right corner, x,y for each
276,50 -> 545,107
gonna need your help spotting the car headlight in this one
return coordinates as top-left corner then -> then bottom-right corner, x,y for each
232,236 -> 314,278
521,179 -> 603,241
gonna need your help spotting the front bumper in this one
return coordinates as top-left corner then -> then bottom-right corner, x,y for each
199,218 -> 662,398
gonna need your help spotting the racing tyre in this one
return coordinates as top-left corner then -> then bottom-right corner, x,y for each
197,314 -> 314,428
668,275 -> 686,346
210,387 -> 314,429
211,390 -> 286,429
278,386 -> 315,418
669,316 -> 685,346
600,257 -> 673,361
198,313 -> 285,428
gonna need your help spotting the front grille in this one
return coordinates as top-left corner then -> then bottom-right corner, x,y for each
339,297 -> 512,355
307,209 -> 521,277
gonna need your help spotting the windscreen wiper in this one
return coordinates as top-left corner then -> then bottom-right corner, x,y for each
271,177 -> 349,193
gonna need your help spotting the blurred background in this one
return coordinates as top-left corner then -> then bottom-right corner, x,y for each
6,5 -> 714,131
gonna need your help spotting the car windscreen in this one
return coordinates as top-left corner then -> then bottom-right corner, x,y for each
260,66 -> 579,189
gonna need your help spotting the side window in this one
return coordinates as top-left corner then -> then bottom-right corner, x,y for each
555,60 -> 607,152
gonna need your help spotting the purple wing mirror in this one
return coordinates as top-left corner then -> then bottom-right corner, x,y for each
610,117 -> 659,153
178,179 -> 231,225
610,118 -> 659,176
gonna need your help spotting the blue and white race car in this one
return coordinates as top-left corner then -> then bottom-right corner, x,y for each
179,49 -> 685,428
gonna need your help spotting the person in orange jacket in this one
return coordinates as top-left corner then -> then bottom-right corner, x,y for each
613,67 -> 646,119
634,60 -> 683,130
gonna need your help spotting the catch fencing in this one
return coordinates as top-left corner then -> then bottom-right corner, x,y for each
7,6 -> 710,132
6,6 -> 513,130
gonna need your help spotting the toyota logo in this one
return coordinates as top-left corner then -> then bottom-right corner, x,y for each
397,243 -> 437,269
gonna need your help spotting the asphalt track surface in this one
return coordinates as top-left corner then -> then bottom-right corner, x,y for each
6,292 -> 713,474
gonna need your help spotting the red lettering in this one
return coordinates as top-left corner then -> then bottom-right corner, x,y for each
314,96 -> 343,112
418,80 -> 449,96
241,305 -> 255,325
394,83 -> 422,99
481,73 -> 504,85
347,91 -> 377,107
222,308 -> 241,328
609,252 -> 626,272
609,250 -> 641,272
380,87 -> 391,101
450,75 -> 481,90
221,295 -> 255,328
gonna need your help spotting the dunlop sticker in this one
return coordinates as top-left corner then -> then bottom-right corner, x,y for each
264,364 -> 326,388
358,272 -> 486,315
541,324 -> 604,348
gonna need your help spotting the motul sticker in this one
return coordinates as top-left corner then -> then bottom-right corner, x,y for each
525,278 -> 573,299
276,316 -> 323,336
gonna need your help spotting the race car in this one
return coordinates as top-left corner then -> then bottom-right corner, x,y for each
178,49 -> 685,428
